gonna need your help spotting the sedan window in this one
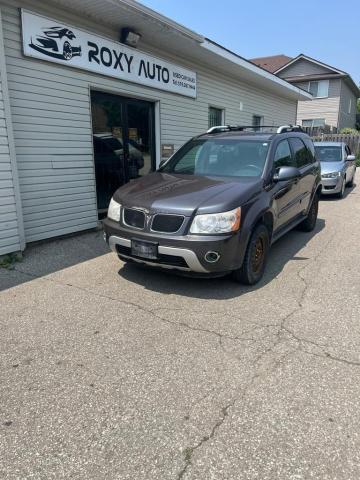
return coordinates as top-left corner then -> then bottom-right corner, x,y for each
314,146 -> 342,162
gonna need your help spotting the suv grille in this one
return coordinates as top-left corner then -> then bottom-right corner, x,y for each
123,208 -> 145,229
151,214 -> 184,233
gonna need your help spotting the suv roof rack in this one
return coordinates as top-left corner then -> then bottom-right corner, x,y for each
206,124 -> 304,134
276,125 -> 303,133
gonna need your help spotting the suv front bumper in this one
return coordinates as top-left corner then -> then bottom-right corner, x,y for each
103,218 -> 243,274
108,235 -> 209,273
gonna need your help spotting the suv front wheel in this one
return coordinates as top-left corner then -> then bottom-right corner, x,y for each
298,194 -> 319,232
233,223 -> 270,285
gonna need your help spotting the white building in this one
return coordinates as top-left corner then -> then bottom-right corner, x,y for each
0,0 -> 311,256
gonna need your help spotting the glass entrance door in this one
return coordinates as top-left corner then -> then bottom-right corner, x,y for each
91,91 -> 155,215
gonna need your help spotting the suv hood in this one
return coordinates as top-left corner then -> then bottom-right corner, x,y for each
113,172 -> 262,215
320,161 -> 345,174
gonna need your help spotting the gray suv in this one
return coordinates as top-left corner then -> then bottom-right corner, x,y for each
103,125 -> 321,284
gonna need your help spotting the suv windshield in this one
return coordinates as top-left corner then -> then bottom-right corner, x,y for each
315,146 -> 342,162
161,139 -> 269,177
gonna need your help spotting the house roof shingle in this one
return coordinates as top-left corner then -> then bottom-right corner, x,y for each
250,54 -> 293,73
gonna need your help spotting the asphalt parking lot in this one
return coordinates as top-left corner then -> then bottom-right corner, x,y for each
1,185 -> 360,480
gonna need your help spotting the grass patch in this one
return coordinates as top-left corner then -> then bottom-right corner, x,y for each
0,252 -> 22,270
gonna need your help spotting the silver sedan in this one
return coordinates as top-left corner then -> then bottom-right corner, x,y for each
314,141 -> 356,198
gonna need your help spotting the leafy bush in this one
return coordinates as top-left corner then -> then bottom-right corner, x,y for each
340,127 -> 360,135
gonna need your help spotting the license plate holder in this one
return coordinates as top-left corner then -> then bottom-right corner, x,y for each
131,239 -> 158,260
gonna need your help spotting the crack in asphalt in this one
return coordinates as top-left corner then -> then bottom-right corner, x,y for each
177,400 -> 235,480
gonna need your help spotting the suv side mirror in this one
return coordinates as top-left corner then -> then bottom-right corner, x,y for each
346,154 -> 356,161
273,166 -> 301,182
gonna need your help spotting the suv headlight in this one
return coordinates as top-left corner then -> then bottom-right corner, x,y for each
107,198 -> 121,222
322,171 -> 341,179
190,207 -> 241,234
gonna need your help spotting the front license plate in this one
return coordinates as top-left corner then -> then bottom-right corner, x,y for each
131,239 -> 158,260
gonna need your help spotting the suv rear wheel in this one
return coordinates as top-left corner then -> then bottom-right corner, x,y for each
232,223 -> 270,285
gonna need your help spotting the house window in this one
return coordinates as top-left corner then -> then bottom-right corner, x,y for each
208,107 -> 224,128
252,115 -> 263,131
302,118 -> 325,128
307,80 -> 329,98
348,98 -> 352,114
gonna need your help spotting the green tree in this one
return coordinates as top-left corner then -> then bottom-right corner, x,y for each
357,98 -> 360,113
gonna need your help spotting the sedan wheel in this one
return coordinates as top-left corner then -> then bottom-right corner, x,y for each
347,171 -> 355,188
338,177 -> 346,199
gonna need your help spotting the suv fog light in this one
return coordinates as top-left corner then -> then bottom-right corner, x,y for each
204,251 -> 220,263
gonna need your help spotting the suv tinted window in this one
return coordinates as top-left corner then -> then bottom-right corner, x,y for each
273,140 -> 293,169
289,138 -> 311,168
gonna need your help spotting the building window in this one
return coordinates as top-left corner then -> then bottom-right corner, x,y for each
307,80 -> 329,98
302,118 -> 325,128
348,98 -> 352,114
252,115 -> 263,131
208,107 -> 224,128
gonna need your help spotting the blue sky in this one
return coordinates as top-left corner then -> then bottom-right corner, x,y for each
141,0 -> 360,84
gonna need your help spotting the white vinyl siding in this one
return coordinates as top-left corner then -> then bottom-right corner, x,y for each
0,9 -> 21,255
0,0 -> 298,246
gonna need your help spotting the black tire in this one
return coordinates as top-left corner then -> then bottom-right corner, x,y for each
63,41 -> 73,60
347,173 -> 355,188
298,194 -> 319,232
232,224 -> 270,285
337,177 -> 346,198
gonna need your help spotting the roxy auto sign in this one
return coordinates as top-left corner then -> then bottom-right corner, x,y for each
21,10 -> 197,98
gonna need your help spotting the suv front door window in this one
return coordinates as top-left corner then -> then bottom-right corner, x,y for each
290,137 -> 311,169
289,137 -> 313,214
273,140 -> 294,170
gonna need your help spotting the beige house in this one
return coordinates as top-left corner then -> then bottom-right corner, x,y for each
252,54 -> 360,132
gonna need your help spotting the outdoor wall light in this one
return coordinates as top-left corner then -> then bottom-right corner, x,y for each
121,28 -> 141,47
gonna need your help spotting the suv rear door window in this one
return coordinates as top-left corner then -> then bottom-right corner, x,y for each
289,138 -> 311,168
273,140 -> 294,169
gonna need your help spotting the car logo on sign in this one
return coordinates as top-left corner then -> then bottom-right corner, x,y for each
29,26 -> 82,61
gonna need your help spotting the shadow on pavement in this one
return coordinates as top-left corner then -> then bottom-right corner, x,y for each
118,218 -> 325,300
1,214 -> 326,299
0,230 -> 110,292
